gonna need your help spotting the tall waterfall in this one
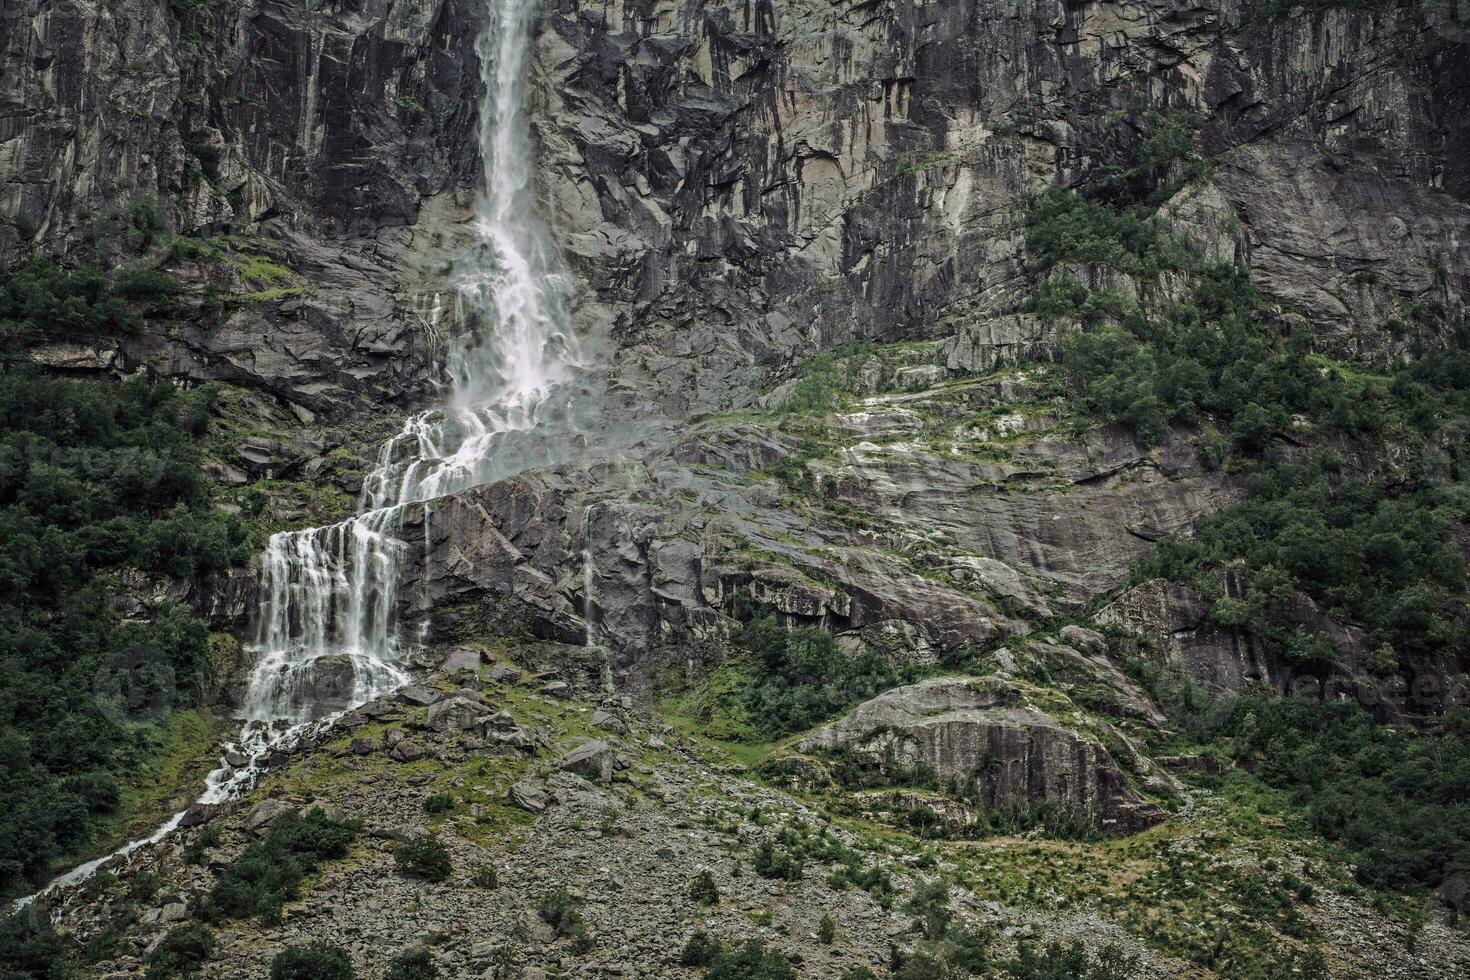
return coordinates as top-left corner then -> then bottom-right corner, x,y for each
242,0 -> 583,746
17,0 -> 585,910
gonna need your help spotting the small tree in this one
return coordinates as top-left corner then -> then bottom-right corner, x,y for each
270,943 -> 354,980
386,947 -> 438,980
688,869 -> 720,906
146,923 -> 215,979
395,834 -> 452,883
817,913 -> 836,945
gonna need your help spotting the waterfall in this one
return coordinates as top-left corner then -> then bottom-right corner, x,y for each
19,0 -> 585,909
233,0 -> 585,777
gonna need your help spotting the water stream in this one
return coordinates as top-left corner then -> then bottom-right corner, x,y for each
21,0 -> 585,911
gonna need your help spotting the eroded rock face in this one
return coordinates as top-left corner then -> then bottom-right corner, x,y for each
797,677 -> 1164,834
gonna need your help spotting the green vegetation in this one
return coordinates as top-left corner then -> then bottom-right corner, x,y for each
1,258 -> 180,349
535,886 -> 593,952
395,834 -> 452,883
1144,458 -> 1468,665
732,615 -> 924,740
0,363 -> 249,896
145,923 -> 216,979
269,943 -> 355,980
689,868 -> 721,905
680,931 -> 797,979
385,947 -> 438,980
1183,699 -> 1470,890
202,808 -> 359,923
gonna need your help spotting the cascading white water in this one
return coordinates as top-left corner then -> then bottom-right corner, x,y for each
19,0 -> 585,909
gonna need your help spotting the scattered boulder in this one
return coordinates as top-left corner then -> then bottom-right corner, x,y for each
390,741 -> 427,763
557,739 -> 617,783
509,778 -> 552,813
427,695 -> 489,732
396,685 -> 442,707
590,709 -> 627,734
440,647 -> 483,672
487,663 -> 522,683
244,799 -> 290,835
178,804 -> 215,828
540,680 -> 571,698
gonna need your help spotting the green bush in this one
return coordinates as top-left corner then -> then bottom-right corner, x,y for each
1004,939 -> 1139,980
385,947 -> 437,980
394,834 -> 452,883
145,923 -> 215,979
422,793 -> 454,815
1144,458 -> 1468,666
688,869 -> 720,905
1195,699 -> 1470,890
536,886 -> 592,951
679,931 -> 797,979
202,809 -> 358,923
751,840 -> 803,881
269,943 -> 354,980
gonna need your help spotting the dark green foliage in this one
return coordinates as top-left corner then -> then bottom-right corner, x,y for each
679,931 -> 797,979
890,924 -> 992,978
269,943 -> 354,980
1004,940 -> 1139,980
751,840 -> 803,881
536,886 -> 593,952
1,258 -> 180,351
394,834 -> 452,883
1196,699 -> 1470,890
903,878 -> 952,940
1144,459 -> 1469,665
385,947 -> 437,980
202,809 -> 358,923
470,864 -> 498,889
182,825 -> 221,866
1023,190 -> 1172,278
422,793 -> 454,815
0,911 -> 75,980
145,923 -> 216,979
736,615 -> 923,739
0,364 -> 248,897
688,868 -> 720,905
817,912 -> 836,944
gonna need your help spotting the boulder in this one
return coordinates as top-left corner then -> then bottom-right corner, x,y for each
390,741 -> 427,763
798,677 -> 1163,834
590,709 -> 627,734
557,739 -> 616,783
427,695 -> 489,732
244,799 -> 290,835
440,647 -> 483,672
509,778 -> 552,813
396,685 -> 442,707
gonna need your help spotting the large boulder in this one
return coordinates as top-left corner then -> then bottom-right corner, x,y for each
426,695 -> 489,732
798,677 -> 1163,834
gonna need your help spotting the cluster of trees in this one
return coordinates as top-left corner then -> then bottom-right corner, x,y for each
1196,699 -> 1470,890
0,366 -> 249,897
1145,458 -> 1469,665
735,614 -> 925,739
1,257 -> 180,349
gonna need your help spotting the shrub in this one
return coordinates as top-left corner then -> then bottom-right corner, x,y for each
422,793 -> 454,815
751,841 -> 803,881
385,947 -> 437,980
269,943 -> 354,980
689,869 -> 720,905
536,887 -> 593,951
202,809 -> 358,922
470,865 -> 499,889
679,933 -> 797,979
145,923 -> 216,979
903,879 -> 952,940
817,912 -> 836,944
394,834 -> 452,883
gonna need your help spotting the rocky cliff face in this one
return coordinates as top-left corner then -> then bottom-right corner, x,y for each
9,1 -> 1470,975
